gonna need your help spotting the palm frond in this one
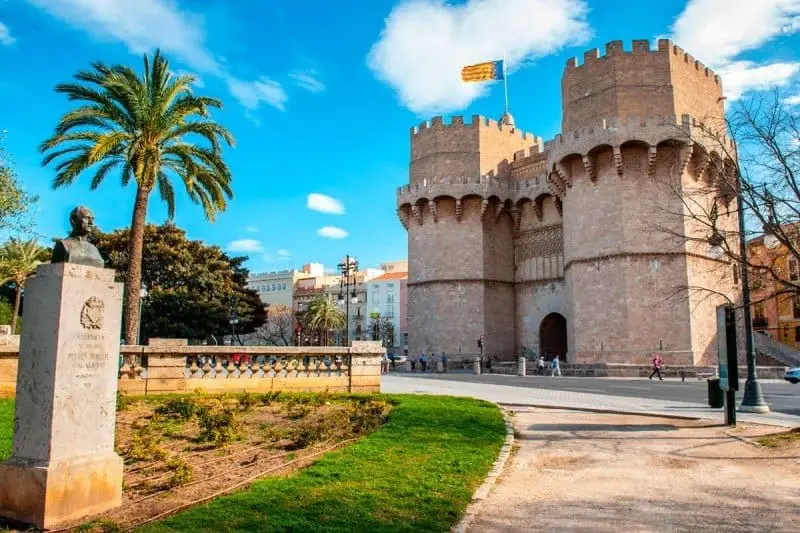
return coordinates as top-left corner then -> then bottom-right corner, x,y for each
42,49 -> 235,221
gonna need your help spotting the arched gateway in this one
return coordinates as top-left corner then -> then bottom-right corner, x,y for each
540,313 -> 567,361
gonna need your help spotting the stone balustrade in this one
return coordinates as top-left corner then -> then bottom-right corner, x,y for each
0,343 -> 384,398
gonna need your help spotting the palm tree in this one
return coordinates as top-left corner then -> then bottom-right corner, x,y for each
303,297 -> 346,346
0,239 -> 47,333
40,50 -> 234,344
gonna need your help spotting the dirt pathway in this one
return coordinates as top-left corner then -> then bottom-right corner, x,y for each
469,408 -> 800,532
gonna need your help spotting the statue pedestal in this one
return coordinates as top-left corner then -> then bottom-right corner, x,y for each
0,263 -> 124,529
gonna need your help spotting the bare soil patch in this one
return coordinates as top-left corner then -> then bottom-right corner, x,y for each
50,392 -> 391,532
470,408 -> 800,532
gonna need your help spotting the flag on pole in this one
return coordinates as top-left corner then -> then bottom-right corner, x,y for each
461,60 -> 504,82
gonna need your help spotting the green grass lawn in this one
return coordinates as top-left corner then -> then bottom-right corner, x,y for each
0,394 -> 505,532
142,394 -> 504,533
0,399 -> 12,461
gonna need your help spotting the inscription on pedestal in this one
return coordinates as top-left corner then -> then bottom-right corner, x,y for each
69,332 -> 108,384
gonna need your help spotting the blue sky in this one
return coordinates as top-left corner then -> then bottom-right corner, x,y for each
1,0 -> 799,274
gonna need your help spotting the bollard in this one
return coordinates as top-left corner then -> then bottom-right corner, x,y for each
473,356 -> 482,375
518,357 -> 526,376
436,361 -> 443,373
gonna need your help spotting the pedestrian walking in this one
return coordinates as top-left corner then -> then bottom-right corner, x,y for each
551,355 -> 562,377
411,354 -> 417,372
441,352 -> 448,373
649,355 -> 664,381
537,355 -> 545,375
420,352 -> 428,372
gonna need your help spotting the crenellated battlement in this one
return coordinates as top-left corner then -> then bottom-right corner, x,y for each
550,114 -> 735,155
410,114 -> 539,141
565,39 -> 720,86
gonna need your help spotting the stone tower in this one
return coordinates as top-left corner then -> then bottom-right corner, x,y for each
398,39 -> 740,366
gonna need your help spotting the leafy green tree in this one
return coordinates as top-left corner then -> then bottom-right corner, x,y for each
0,133 -> 37,234
303,297 -> 345,346
0,299 -> 19,333
40,50 -> 235,344
94,223 -> 264,342
0,239 -> 48,332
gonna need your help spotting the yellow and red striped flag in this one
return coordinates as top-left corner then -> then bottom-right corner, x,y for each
461,60 -> 505,82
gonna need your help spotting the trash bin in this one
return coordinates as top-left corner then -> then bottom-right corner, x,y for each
707,377 -> 724,408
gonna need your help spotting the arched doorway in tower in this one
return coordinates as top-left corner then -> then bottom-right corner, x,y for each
539,313 -> 567,361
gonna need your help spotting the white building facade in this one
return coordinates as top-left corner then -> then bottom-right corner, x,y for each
366,272 -> 407,353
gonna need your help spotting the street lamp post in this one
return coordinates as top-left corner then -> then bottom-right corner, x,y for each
229,296 -> 240,346
136,283 -> 148,346
708,189 -> 769,413
337,255 -> 359,346
736,191 -> 770,413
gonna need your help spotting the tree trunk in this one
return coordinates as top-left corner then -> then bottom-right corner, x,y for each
123,185 -> 151,345
10,282 -> 22,334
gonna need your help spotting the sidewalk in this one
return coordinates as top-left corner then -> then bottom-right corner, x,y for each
382,375 -> 800,428
468,408 -> 800,532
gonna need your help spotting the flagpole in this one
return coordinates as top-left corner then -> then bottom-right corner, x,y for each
502,53 -> 509,114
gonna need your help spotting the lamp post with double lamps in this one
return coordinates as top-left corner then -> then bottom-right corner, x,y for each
337,255 -> 359,346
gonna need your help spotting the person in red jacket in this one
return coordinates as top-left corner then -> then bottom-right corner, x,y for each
649,355 -> 664,381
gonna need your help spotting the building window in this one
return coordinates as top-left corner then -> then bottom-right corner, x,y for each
795,326 -> 800,343
793,295 -> 800,319
387,283 -> 394,288
266,285 -> 271,292
282,283 -> 288,291
732,265 -> 739,285
261,284 -> 266,292
790,257 -> 799,282
753,303 -> 768,329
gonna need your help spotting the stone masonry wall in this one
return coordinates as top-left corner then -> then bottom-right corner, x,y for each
400,38 -> 738,366
562,39 -> 723,132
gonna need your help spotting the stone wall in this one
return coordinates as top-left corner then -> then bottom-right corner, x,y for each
562,39 -> 723,132
398,38 -> 743,366
0,344 -> 383,398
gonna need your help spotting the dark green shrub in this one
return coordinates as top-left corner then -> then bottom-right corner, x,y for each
197,408 -> 240,445
155,397 -> 199,421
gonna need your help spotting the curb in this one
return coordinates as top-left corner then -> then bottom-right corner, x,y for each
496,402 -> 799,428
496,402 -> 704,421
452,408 -> 515,533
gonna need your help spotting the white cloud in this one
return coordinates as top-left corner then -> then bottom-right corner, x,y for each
227,76 -> 288,112
290,70 -> 326,93
277,249 -> 291,258
244,225 -> 259,233
367,0 -> 591,114
27,0 -> 288,112
27,0 -> 219,72
227,239 -> 263,252
716,61 -> 800,100
786,94 -> 800,105
307,193 -> 345,215
670,0 -> 800,100
317,226 -> 348,239
0,21 -> 14,45
671,0 -> 800,66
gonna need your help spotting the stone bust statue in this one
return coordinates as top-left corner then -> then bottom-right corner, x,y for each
51,206 -> 105,268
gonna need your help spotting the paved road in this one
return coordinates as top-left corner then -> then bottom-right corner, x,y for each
395,371 -> 800,416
